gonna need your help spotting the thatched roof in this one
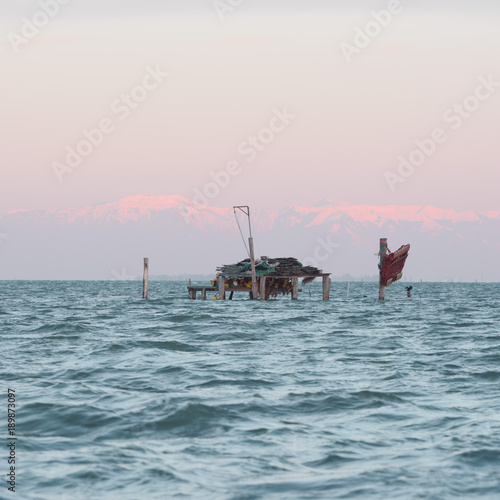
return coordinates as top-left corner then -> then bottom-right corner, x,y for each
216,257 -> 323,278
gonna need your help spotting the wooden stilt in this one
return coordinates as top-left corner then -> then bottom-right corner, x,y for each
249,237 -> 258,300
229,291 -> 234,300
322,275 -> 331,301
143,258 -> 149,299
202,289 -> 207,300
218,275 -> 226,300
379,238 -> 387,301
292,278 -> 299,300
260,276 -> 267,301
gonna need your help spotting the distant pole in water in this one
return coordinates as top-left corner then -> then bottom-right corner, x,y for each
143,258 -> 149,299
379,238 -> 388,301
248,237 -> 258,300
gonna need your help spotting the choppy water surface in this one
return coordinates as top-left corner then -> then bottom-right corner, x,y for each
1,281 -> 500,499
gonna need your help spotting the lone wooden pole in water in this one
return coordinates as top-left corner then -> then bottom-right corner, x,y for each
379,238 -> 387,301
143,258 -> 149,299
248,237 -> 258,300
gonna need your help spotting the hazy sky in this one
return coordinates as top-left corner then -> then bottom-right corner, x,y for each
1,0 -> 499,213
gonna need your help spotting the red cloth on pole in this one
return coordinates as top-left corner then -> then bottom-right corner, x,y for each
379,244 -> 410,286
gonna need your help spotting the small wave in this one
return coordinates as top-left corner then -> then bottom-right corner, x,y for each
28,323 -> 88,335
457,448 -> 500,463
155,403 -> 244,437
351,390 -> 407,404
472,370 -> 500,380
20,402 -> 120,438
134,340 -> 200,352
167,314 -> 194,323
306,453 -> 356,468
191,378 -> 274,389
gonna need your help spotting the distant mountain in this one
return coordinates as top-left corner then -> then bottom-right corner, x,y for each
1,195 -> 498,281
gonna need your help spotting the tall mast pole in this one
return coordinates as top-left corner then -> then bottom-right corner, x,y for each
234,206 -> 259,300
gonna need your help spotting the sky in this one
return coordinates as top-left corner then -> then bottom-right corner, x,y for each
1,0 -> 499,213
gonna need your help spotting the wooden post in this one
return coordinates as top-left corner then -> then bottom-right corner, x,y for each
248,237 -> 258,300
202,289 -> 207,301
143,258 -> 149,299
260,276 -> 267,301
379,238 -> 387,301
218,275 -> 226,300
292,278 -> 299,300
322,275 -> 331,301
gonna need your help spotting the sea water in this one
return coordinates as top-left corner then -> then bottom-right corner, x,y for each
1,281 -> 500,499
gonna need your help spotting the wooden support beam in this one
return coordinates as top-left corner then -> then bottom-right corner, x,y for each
260,276 -> 267,301
291,278 -> 299,300
218,275 -> 226,300
379,238 -> 387,301
248,237 -> 258,300
323,275 -> 331,301
143,258 -> 149,299
188,286 -> 217,292
202,289 -> 207,300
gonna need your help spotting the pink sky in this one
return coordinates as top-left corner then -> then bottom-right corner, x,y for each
1,2 -> 499,214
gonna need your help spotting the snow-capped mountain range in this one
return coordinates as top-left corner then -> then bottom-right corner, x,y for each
1,195 -> 498,281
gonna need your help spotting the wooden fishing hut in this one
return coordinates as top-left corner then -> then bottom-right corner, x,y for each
188,259 -> 331,301
187,206 -> 331,301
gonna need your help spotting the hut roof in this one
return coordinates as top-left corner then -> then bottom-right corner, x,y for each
216,257 -> 324,278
